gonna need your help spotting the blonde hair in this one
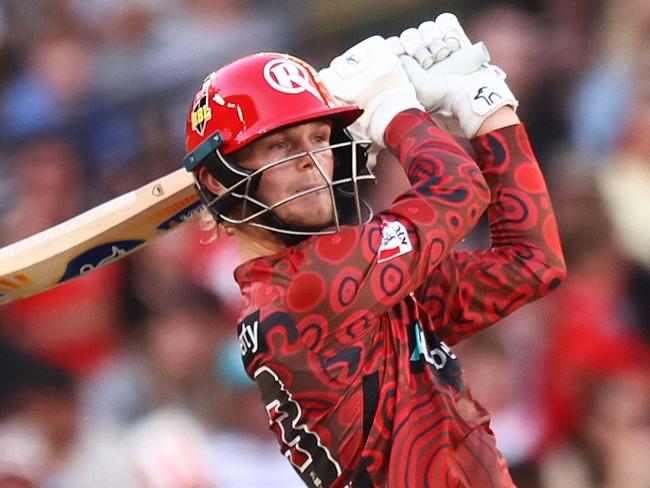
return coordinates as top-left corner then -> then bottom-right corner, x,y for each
197,206 -> 221,244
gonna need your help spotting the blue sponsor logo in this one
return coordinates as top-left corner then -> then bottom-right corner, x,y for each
58,240 -> 143,283
157,201 -> 202,231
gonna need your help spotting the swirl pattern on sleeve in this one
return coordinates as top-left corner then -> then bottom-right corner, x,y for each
234,112 -> 565,487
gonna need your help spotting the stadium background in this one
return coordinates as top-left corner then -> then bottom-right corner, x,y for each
0,0 -> 649,486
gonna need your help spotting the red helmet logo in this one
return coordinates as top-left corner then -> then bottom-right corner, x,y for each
263,59 -> 324,101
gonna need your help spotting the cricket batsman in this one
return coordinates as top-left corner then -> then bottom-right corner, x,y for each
181,12 -> 566,487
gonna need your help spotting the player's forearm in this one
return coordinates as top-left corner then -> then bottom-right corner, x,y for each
385,108 -> 491,220
475,106 -> 520,136
470,123 -> 567,291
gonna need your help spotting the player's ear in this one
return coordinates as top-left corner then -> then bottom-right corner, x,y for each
197,166 -> 225,196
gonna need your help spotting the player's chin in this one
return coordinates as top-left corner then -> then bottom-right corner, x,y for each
280,204 -> 334,230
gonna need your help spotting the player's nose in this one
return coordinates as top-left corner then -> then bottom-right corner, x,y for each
293,141 -> 320,171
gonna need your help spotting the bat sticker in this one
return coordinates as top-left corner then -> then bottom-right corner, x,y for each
157,200 -> 203,230
58,240 -> 144,283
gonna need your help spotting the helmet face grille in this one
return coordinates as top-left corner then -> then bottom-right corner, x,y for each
184,52 -> 374,240
199,137 -> 375,238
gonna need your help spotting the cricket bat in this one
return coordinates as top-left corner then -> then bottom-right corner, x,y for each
0,169 -> 202,305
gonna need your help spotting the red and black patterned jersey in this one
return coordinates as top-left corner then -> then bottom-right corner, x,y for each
234,109 -> 566,487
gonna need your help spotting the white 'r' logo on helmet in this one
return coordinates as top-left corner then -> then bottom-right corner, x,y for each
263,59 -> 323,101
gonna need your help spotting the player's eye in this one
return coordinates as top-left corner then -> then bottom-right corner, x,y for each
312,130 -> 331,146
269,140 -> 288,152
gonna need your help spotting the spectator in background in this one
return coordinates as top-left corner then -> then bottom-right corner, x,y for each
467,5 -> 545,125
0,138 -> 126,376
596,37 -> 650,325
0,30 -> 94,140
596,35 -> 650,341
123,408 -> 218,488
539,369 -> 650,488
0,338 -> 132,487
569,0 -> 650,159
454,331 -> 545,469
0,25 -> 140,184
467,5 -> 560,167
533,158 -> 650,484
80,283 -> 228,428
1,338 -> 221,487
123,222 -> 206,318
208,338 -> 305,488
0,138 -> 85,244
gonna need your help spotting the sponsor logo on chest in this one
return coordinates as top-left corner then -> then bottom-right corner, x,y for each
238,310 -> 260,357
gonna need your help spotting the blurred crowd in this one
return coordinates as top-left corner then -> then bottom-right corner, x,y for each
1,0 -> 649,487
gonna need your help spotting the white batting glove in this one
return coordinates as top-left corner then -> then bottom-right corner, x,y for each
387,13 -> 472,69
389,13 -> 519,139
319,36 -> 423,147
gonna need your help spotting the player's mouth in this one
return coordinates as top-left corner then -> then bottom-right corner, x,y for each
294,184 -> 328,198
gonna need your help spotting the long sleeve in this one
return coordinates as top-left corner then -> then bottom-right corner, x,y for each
414,123 -> 567,344
236,109 -> 491,329
233,114 -> 521,488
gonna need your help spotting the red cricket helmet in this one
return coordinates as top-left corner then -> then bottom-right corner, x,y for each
184,52 -> 363,165
182,52 -> 374,239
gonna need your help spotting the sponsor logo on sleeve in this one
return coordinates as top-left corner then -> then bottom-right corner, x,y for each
377,221 -> 412,263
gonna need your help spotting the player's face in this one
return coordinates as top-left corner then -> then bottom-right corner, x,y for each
233,120 -> 336,229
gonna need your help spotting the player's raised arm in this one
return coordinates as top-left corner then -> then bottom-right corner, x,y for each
393,13 -> 567,342
308,36 -> 491,312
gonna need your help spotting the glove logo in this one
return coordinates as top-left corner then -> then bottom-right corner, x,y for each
344,54 -> 360,66
473,86 -> 502,106
264,59 -> 323,101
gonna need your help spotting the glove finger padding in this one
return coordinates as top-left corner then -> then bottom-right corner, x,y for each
392,14 -> 471,70
400,42 -> 490,115
430,42 -> 490,75
434,13 -> 471,52
400,27 -> 433,68
418,21 -> 450,66
319,36 -> 423,146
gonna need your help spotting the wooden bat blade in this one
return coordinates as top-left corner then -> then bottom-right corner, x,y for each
0,168 -> 202,305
